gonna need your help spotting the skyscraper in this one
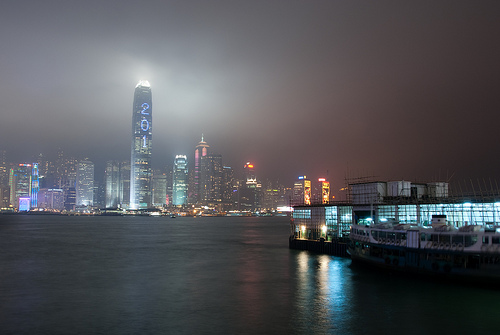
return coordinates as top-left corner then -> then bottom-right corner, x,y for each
222,166 -> 236,210
152,169 -> 167,207
200,153 -> 223,204
130,80 -> 153,209
193,135 -> 209,204
76,160 -> 94,207
172,155 -> 188,206
119,161 -> 130,208
104,160 -> 120,208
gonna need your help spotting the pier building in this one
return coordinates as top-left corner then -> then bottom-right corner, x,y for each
290,180 -> 500,256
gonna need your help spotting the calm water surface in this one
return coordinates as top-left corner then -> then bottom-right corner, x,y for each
1,215 -> 499,334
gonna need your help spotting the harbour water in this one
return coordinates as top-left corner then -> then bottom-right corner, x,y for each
1,215 -> 499,334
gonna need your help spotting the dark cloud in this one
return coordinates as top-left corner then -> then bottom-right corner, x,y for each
1,1 -> 500,195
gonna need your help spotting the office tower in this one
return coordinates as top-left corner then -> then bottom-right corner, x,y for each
222,166 -> 237,210
130,80 -> 153,209
293,176 -> 311,206
0,150 -> 8,187
152,169 -> 167,207
193,135 -> 209,204
64,188 -> 76,211
93,179 -> 105,209
262,180 -> 283,211
76,160 -> 94,206
0,151 -> 9,208
166,168 -> 173,206
38,188 -> 64,210
239,162 -> 261,211
313,178 -> 330,204
54,151 -> 78,209
172,155 -> 188,206
200,153 -> 223,205
105,160 -> 120,208
119,161 -> 130,207
0,185 -> 9,208
9,164 -> 33,209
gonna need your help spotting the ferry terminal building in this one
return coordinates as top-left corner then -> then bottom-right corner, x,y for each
291,180 -> 500,243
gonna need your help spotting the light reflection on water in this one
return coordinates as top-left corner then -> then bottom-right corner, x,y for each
294,251 -> 354,333
1,215 -> 500,334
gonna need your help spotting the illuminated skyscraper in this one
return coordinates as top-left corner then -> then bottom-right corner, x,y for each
31,164 -> 39,208
193,135 -> 209,204
76,160 -> 94,206
130,80 -> 153,209
193,135 -> 210,202
293,176 -> 311,206
172,155 -> 188,206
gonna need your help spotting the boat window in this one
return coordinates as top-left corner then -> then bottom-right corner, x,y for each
420,233 -> 426,241
440,235 -> 451,243
483,236 -> 489,244
492,237 -> 500,244
452,235 -> 464,244
464,235 -> 478,247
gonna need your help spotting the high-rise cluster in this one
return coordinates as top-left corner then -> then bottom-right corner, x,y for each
0,80 -> 297,214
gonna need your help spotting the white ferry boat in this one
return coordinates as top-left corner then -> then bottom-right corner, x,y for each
349,215 -> 500,281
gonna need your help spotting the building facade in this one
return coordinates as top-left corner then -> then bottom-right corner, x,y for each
130,80 -> 153,209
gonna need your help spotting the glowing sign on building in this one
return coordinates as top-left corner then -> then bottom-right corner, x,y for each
321,180 -> 330,204
18,196 -> 31,211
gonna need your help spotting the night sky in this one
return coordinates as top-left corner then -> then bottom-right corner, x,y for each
2,1 -> 500,195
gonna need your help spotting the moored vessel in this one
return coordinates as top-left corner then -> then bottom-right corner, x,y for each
349,214 -> 500,281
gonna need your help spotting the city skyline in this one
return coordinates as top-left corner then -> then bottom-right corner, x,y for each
1,1 -> 500,191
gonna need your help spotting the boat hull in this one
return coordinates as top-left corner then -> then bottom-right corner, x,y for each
348,240 -> 500,284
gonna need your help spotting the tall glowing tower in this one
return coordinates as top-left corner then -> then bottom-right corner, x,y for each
193,135 -> 209,203
172,155 -> 188,206
130,80 -> 153,209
